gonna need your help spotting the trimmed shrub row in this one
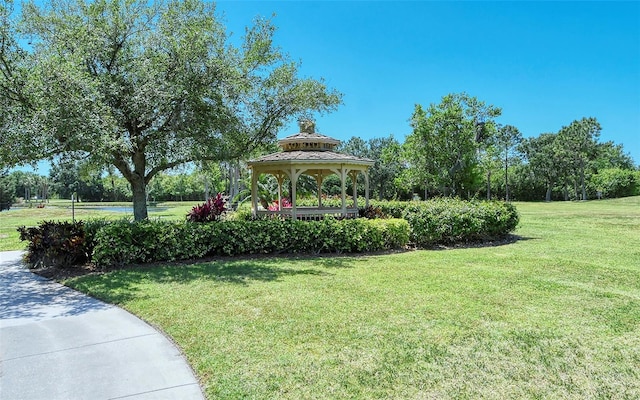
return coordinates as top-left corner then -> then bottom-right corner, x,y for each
402,198 -> 519,246
277,198 -> 519,245
18,199 -> 518,269
92,218 -> 410,268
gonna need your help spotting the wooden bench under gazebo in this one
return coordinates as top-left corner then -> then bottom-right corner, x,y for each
248,120 -> 374,220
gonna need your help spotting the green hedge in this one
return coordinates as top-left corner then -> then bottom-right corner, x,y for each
18,199 -> 518,269
296,198 -> 519,245
368,200 -> 408,218
401,198 -> 519,247
588,168 -> 640,198
92,218 -> 410,268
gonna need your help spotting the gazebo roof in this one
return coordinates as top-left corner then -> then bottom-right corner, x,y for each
248,120 -> 374,167
278,132 -> 341,147
249,150 -> 373,165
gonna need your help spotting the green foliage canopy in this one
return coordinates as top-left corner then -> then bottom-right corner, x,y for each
338,135 -> 406,200
404,93 -> 502,197
519,133 -> 565,201
557,117 -> 601,200
0,169 -> 15,210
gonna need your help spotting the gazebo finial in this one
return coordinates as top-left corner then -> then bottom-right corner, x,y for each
298,118 -> 315,134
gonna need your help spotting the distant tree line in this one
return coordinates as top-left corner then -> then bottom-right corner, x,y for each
333,93 -> 638,202
0,161 -> 240,205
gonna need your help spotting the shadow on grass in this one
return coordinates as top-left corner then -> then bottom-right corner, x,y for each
64,236 -> 528,305
429,234 -> 538,251
66,255 -> 363,304
152,259 -> 334,284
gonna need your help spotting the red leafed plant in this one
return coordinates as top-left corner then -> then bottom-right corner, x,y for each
187,193 -> 226,222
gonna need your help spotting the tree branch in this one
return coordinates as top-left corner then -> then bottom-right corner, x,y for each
138,101 -> 183,148
112,153 -> 133,182
145,155 -> 225,184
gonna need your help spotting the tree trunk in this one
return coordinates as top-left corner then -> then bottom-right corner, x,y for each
114,147 -> 148,220
131,175 -> 148,221
111,177 -> 117,202
545,182 -> 552,202
580,160 -> 587,201
486,170 -> 491,200
231,162 -> 240,201
504,147 -> 509,202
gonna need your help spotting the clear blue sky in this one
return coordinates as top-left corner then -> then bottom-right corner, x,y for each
217,0 -> 640,165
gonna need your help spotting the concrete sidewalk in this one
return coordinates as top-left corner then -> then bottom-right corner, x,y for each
0,251 -> 204,400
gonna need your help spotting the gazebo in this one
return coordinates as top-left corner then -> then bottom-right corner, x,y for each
247,120 -> 374,219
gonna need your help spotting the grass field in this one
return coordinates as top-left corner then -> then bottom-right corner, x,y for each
53,197 -> 640,399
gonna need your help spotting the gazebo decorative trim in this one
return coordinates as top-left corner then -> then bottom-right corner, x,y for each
247,120 -> 374,220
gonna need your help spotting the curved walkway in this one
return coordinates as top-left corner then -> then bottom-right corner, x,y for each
0,251 -> 204,400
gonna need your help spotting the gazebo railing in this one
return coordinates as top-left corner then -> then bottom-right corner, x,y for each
255,207 -> 359,220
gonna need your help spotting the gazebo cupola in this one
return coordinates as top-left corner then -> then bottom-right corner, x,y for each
247,120 -> 374,219
278,119 -> 340,152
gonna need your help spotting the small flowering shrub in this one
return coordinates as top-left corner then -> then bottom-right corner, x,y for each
187,193 -> 226,222
268,197 -> 292,211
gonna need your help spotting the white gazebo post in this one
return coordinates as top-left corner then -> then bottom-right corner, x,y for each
365,171 -> 370,208
350,170 -> 359,209
315,172 -> 324,208
251,167 -> 259,217
339,167 -> 348,217
275,172 -> 286,211
290,167 -> 298,219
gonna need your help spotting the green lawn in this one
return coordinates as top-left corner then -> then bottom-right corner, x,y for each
59,197 -> 640,399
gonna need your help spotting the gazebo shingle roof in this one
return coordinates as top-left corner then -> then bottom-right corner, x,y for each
250,150 -> 373,164
249,119 -> 373,166
278,132 -> 339,142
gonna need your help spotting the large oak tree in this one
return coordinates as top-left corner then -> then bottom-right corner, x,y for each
0,0 -> 341,219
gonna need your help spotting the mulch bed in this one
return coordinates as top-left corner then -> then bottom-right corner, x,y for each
30,263 -> 103,281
